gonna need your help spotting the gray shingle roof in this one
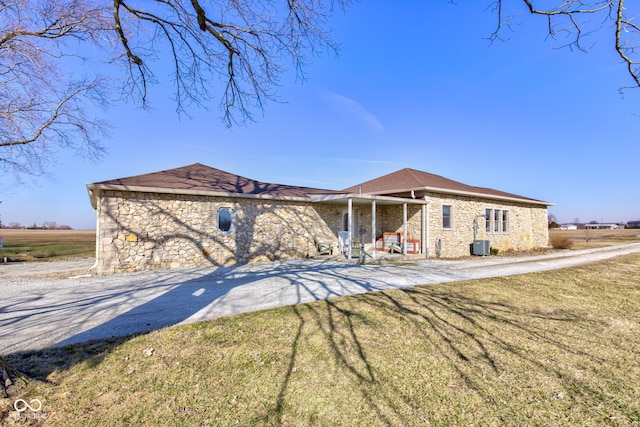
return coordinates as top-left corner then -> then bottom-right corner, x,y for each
91,164 -> 550,205
93,163 -> 340,198
342,168 -> 549,204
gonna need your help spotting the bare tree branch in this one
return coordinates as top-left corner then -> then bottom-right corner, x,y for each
107,0 -> 346,125
493,1 -> 640,88
614,0 -> 640,86
1,0 -> 348,178
3,0 -> 639,181
1,0 -> 110,178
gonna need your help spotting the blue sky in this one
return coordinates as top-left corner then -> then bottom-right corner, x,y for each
2,1 -> 639,229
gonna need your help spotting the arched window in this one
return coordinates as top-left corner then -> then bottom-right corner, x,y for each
218,207 -> 233,233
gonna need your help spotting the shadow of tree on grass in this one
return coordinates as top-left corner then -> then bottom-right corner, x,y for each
3,256 -> 640,425
255,266 -> 639,425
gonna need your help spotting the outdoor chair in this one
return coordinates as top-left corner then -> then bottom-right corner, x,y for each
338,231 -> 349,254
313,236 -> 334,255
389,241 -> 403,254
350,238 -> 361,258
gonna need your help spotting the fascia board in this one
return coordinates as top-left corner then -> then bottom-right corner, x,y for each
363,186 -> 554,207
86,184 -> 318,204
87,185 -> 99,210
309,193 -> 428,205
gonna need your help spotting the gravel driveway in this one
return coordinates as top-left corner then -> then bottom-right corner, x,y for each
2,243 -> 640,355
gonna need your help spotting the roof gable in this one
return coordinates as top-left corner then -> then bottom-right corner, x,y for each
93,163 -> 339,198
342,168 -> 549,205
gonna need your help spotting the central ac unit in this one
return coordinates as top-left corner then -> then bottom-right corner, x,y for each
472,239 -> 490,256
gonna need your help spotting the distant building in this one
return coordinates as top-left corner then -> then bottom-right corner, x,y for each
627,220 -> 640,229
584,223 -> 623,230
559,224 -> 578,230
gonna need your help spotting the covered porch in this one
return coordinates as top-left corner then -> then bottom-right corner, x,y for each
311,193 -> 430,262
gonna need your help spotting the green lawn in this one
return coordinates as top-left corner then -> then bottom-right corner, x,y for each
2,252 -> 639,425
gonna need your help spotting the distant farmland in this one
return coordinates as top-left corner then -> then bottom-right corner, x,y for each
549,228 -> 640,249
0,229 -> 95,261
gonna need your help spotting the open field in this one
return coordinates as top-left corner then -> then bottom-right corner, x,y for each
549,228 -> 640,250
0,229 -> 95,261
1,252 -> 639,425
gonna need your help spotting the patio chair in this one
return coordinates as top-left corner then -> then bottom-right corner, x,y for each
313,236 -> 334,255
389,241 -> 403,254
338,231 -> 349,254
350,238 -> 361,258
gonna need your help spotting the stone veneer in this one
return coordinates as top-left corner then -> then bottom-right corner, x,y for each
339,194 -> 548,259
418,193 -> 549,258
94,190 -> 549,274
95,190 -> 341,274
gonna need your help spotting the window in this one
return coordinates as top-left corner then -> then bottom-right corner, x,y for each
442,205 -> 452,229
486,208 -> 509,234
502,210 -> 509,233
217,207 -> 233,233
485,209 -> 492,233
494,209 -> 501,233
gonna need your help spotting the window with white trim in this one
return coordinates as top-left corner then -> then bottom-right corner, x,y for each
485,209 -> 492,233
502,210 -> 509,233
442,205 -> 452,229
486,208 -> 509,234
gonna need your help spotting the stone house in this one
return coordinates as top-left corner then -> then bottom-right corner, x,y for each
87,163 -> 552,274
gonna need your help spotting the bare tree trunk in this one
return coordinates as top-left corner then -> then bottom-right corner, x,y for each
0,356 -> 27,398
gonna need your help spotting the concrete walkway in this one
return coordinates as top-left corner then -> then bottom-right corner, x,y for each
2,243 -> 639,355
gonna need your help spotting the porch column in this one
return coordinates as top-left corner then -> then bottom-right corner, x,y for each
347,197 -> 353,262
421,203 -> 426,256
425,197 -> 430,259
403,202 -> 408,256
93,197 -> 101,271
371,199 -> 377,260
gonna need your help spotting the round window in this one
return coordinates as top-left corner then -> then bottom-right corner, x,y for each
218,208 -> 232,232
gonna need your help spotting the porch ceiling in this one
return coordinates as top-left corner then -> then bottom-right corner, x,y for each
309,193 -> 428,206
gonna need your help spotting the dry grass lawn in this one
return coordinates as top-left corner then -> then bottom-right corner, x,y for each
549,228 -> 640,250
0,229 -> 95,261
1,252 -> 639,426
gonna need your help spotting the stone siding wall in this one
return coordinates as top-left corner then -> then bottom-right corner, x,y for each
376,205 -> 423,240
95,191 -> 341,274
421,193 -> 549,258
94,190 -> 549,273
366,194 -> 548,258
